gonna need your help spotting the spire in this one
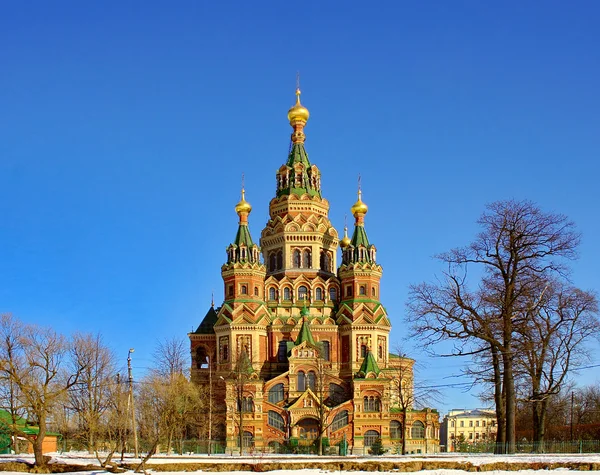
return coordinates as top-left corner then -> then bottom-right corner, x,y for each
342,181 -> 376,264
295,305 -> 316,346
340,215 -> 351,248
193,304 -> 218,334
356,348 -> 381,378
227,180 -> 260,263
287,76 -> 310,144
276,86 -> 321,198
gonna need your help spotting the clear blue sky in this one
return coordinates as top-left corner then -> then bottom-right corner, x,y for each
1,1 -> 599,414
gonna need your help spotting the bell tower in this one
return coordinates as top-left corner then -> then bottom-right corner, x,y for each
216,187 -> 269,371
337,186 -> 390,377
259,88 -> 341,373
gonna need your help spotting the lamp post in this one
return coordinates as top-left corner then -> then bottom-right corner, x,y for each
128,348 -> 139,457
208,354 -> 212,456
570,390 -> 574,441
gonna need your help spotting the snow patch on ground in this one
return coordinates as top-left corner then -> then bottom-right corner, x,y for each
2,452 -> 600,474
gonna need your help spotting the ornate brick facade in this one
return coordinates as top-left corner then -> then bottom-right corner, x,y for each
189,88 -> 439,454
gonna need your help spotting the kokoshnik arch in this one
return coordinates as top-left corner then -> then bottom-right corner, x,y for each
188,87 -> 440,454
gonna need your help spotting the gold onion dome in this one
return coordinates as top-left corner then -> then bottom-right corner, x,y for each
351,190 -> 368,216
287,88 -> 310,124
235,188 -> 252,215
340,226 -> 351,248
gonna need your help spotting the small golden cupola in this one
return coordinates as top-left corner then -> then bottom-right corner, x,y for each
287,88 -> 310,144
340,219 -> 351,249
235,188 -> 252,223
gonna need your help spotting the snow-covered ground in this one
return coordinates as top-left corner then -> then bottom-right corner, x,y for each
2,452 -> 600,474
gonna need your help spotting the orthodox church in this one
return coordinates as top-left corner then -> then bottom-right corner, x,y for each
188,88 -> 439,454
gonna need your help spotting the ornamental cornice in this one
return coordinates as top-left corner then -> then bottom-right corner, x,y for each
221,263 -> 267,273
337,324 -> 391,332
188,334 -> 216,340
221,268 -> 267,277
229,325 -> 268,332
338,263 -> 383,274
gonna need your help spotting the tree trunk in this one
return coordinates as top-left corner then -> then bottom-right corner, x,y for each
401,408 -> 407,455
503,344 -> 516,454
491,345 -> 506,454
532,398 -> 548,451
32,418 -> 47,467
134,439 -> 158,474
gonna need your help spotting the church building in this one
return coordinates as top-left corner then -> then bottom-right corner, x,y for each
188,88 -> 439,454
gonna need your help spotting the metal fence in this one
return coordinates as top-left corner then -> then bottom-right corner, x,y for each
452,439 -> 600,454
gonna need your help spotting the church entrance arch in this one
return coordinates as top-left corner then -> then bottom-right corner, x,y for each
296,417 -> 319,444
364,430 -> 380,448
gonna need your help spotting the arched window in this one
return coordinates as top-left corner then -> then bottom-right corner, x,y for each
239,397 -> 253,412
364,430 -> 380,447
293,249 -> 301,268
267,410 -> 285,432
242,431 -> 254,448
321,340 -> 330,361
359,285 -> 366,295
411,421 -> 425,439
303,249 -> 311,268
276,251 -> 283,270
364,396 -> 381,412
297,371 -> 306,391
269,287 -> 276,300
254,286 -> 259,296
331,410 -> 349,431
307,371 -> 316,391
361,345 -> 367,358
283,288 -> 291,300
315,288 -> 323,300
329,287 -> 337,302
372,287 -> 376,297
390,421 -> 403,439
268,384 -> 285,404
298,285 -> 308,301
269,253 -> 276,272
195,346 -> 208,369
241,285 -> 247,295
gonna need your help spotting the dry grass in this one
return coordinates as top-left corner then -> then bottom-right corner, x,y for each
2,458 -> 600,473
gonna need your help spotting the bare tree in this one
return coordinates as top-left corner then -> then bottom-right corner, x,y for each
311,354 -> 347,456
514,281 -> 598,445
222,349 -> 255,454
67,332 -> 117,453
407,200 -> 580,453
152,337 -> 187,379
0,315 -> 85,467
387,349 -> 441,455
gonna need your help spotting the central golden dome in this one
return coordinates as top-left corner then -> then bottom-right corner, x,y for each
287,88 -> 310,124
351,190 -> 368,216
235,188 -> 252,215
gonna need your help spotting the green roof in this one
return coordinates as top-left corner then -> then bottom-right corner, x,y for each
233,223 -> 254,248
0,410 -> 26,427
295,307 -> 316,346
347,224 -> 374,263
0,410 -> 61,437
277,143 -> 321,198
356,349 -> 381,377
194,306 -> 218,334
